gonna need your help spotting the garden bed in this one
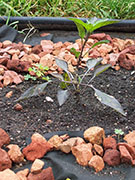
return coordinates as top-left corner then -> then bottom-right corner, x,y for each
0,20 -> 135,179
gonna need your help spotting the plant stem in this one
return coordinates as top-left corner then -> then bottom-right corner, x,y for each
77,32 -> 90,68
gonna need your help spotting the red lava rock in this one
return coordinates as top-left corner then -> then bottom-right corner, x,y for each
7,144 -> 24,163
0,148 -> 12,171
90,33 -> 112,41
103,136 -> 117,150
124,131 -> 135,147
119,145 -> 133,164
23,133 -> 52,161
28,53 -> 40,63
117,143 -> 135,159
7,59 -> 31,72
119,53 -> 135,70
0,128 -> 10,148
0,169 -> 20,180
103,149 -> 120,166
14,103 -> 23,111
27,167 -> 54,180
71,143 -> 93,166
32,44 -> 43,54
88,155 -> 105,172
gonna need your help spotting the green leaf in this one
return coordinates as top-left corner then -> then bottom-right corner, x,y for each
16,81 -> 51,101
91,19 -> 119,32
68,18 -> 90,31
57,89 -> 70,106
91,40 -> 110,49
92,87 -> 126,116
86,58 -> 102,70
70,48 -> 80,58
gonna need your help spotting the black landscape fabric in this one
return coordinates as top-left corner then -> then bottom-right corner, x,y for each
0,25 -> 79,45
13,131 -> 135,180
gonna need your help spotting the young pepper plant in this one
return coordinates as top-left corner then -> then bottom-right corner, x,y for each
16,17 -> 125,116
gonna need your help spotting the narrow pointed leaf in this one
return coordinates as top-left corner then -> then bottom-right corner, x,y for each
16,81 -> 50,101
94,64 -> 111,77
91,40 -> 110,49
86,58 -> 102,70
91,19 -> 119,32
55,58 -> 68,73
93,87 -> 126,116
57,89 -> 70,106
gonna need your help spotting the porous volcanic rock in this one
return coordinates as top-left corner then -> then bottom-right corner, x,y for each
27,167 -> 54,180
0,169 -> 19,180
103,149 -> 120,166
30,159 -> 44,174
103,136 -> 117,150
124,131 -> 135,147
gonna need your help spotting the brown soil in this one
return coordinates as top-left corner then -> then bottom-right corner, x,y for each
0,67 -> 135,148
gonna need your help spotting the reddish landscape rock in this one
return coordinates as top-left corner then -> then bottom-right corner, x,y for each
48,135 -> 63,150
7,144 -> 24,163
59,137 -> 85,153
30,159 -> 44,174
22,133 -> 52,161
16,168 -> 29,180
90,33 -> 112,41
0,128 -> 10,148
88,155 -> 104,172
71,143 -> 93,166
40,40 -> 54,54
31,133 -> 47,143
103,149 -> 120,166
84,126 -> 105,145
27,167 -> 54,180
93,144 -> 104,156
119,145 -> 133,164
124,131 -> 135,147
0,169 -> 19,180
0,148 -> 12,171
32,44 -> 42,54
103,136 -> 117,150
40,54 -> 54,67
117,143 -> 135,159
7,59 -> 31,72
2,40 -> 12,48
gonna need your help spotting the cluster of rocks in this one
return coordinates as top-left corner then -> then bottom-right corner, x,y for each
1,126 -> 135,179
0,33 -> 135,87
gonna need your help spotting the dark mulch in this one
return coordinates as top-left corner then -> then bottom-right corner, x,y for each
0,67 -> 134,148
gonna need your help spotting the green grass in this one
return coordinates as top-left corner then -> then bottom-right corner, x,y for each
0,0 -> 135,19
